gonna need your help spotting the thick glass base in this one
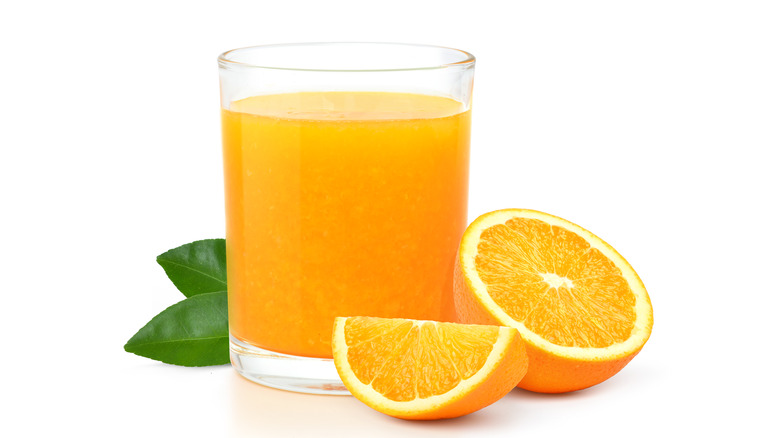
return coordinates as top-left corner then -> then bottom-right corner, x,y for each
229,335 -> 349,395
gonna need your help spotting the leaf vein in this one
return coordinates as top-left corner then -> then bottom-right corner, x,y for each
126,335 -> 227,349
159,259 -> 227,285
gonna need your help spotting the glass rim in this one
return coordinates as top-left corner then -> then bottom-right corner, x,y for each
218,42 -> 475,73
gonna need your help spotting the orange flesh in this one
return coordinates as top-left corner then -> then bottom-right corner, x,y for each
344,318 -> 499,401
222,92 -> 471,358
474,218 -> 636,348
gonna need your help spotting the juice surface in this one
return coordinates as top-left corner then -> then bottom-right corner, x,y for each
222,91 -> 471,358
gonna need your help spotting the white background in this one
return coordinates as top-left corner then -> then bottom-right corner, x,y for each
1,1 -> 778,437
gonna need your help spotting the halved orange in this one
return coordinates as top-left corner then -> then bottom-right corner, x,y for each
332,316 -> 528,420
454,209 -> 653,393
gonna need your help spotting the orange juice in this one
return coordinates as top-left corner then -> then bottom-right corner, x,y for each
222,92 -> 470,358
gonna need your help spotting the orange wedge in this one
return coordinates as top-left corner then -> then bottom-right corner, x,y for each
454,209 -> 653,393
332,316 -> 528,420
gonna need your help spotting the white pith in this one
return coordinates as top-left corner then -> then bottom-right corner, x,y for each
540,272 -> 575,289
460,209 -> 653,361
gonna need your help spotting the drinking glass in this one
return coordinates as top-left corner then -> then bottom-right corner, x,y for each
218,43 -> 475,394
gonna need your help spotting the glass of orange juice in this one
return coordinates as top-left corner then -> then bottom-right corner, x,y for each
218,43 -> 475,394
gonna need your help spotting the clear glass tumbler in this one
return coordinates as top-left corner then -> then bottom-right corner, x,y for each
218,43 -> 475,394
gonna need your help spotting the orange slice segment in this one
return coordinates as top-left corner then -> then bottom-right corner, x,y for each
332,316 -> 528,420
454,209 -> 653,393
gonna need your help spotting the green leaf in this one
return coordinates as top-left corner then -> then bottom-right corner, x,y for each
157,239 -> 227,297
124,291 -> 229,366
